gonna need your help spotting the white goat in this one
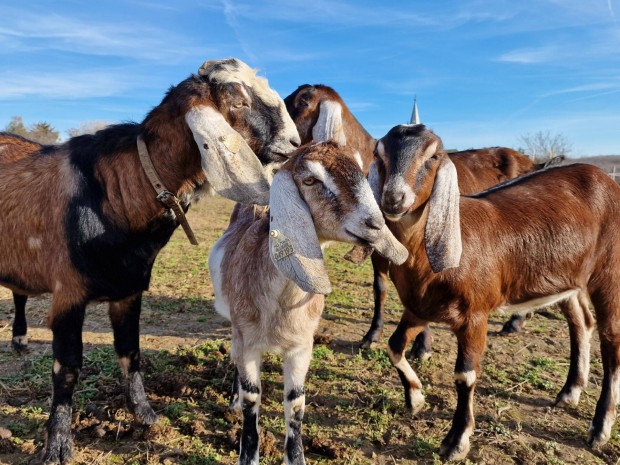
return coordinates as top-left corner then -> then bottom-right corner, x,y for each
209,141 -> 408,465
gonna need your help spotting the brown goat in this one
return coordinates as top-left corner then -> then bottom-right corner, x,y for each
373,124 -> 618,460
283,84 -> 561,354
0,58 -> 300,464
0,133 -> 43,352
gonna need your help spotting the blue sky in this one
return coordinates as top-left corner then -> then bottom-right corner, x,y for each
0,0 -> 618,155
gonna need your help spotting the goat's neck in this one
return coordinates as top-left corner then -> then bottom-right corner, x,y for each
388,204 -> 428,262
99,124 -> 204,232
143,111 -> 207,200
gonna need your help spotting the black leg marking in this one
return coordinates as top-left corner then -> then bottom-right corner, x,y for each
11,293 -> 28,352
43,304 -> 85,465
411,326 -> 432,361
239,383 -> 260,465
360,257 -> 389,348
285,406 -> 305,465
109,294 -> 156,425
230,366 -> 240,410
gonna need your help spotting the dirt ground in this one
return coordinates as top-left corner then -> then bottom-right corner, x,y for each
1,197 -> 619,465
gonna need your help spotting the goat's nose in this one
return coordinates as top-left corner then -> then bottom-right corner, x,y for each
365,217 -> 383,231
384,191 -> 405,208
290,135 -> 301,148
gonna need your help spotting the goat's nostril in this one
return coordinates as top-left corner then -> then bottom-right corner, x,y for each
290,137 -> 300,148
365,217 -> 383,231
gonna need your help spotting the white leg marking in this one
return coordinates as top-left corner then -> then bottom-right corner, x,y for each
455,370 -> 476,387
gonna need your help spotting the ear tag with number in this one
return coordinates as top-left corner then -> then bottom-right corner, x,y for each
270,229 -> 294,261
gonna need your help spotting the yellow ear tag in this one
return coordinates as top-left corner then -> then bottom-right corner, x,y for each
220,133 -> 242,154
270,229 -> 294,261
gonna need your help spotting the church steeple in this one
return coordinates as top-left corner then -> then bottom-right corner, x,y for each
410,96 -> 421,124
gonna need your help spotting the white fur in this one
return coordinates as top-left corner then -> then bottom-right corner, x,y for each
353,151 -> 364,170
185,106 -> 271,206
505,289 -> 579,313
306,160 -> 340,196
312,101 -> 346,145
455,370 -> 476,387
208,237 -> 231,320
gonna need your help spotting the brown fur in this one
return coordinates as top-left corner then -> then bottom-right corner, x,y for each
285,85 -> 376,173
378,126 -> 620,458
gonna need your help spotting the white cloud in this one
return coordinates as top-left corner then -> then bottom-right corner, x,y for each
0,10 -> 207,62
0,70 -> 138,99
497,46 -> 561,64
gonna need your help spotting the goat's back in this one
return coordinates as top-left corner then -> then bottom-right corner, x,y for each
0,133 -> 42,164
450,147 -> 536,194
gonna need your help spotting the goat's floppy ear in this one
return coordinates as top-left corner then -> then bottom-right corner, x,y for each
269,170 -> 332,294
312,101 -> 346,145
424,157 -> 462,272
185,106 -> 271,205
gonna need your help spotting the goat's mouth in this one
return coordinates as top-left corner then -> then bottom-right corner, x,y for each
345,229 -> 374,247
383,210 -> 407,222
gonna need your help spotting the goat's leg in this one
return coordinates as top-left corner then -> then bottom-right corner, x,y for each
108,294 -> 157,426
387,310 -> 427,414
360,254 -> 389,348
588,291 -> 620,449
554,292 -> 594,407
410,326 -> 432,362
230,366 -> 241,411
500,309 -> 535,334
43,299 -> 86,465
283,343 -> 312,465
439,319 -> 487,461
11,293 -> 28,352
236,347 -> 262,465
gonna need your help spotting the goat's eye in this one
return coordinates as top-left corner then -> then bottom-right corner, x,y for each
303,177 -> 318,186
430,154 -> 438,161
232,101 -> 248,109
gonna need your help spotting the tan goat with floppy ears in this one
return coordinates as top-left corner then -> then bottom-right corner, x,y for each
209,141 -> 408,465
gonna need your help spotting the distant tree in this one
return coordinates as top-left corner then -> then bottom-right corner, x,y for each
519,131 -> 572,162
66,120 -> 109,138
4,116 -> 60,144
4,115 -> 28,138
28,122 -> 60,144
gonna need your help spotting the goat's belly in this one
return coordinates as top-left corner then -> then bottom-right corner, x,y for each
208,236 -> 230,320
502,288 -> 579,314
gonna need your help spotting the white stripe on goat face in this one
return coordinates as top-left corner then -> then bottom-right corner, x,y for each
305,160 -> 340,197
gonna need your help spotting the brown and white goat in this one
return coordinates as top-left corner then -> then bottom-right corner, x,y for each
371,124 -> 618,460
283,84 -> 560,353
209,142 -> 408,465
0,58 -> 300,464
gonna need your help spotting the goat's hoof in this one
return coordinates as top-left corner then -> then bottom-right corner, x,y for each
358,338 -> 374,350
42,436 -> 73,465
406,390 -> 425,416
411,347 -> 432,363
132,403 -> 157,426
588,428 -> 610,450
11,335 -> 29,353
553,388 -> 581,409
439,437 -> 470,462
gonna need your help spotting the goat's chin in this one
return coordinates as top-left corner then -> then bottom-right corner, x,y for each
384,211 -> 407,222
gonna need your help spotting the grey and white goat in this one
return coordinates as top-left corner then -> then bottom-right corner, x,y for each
209,141 -> 408,465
